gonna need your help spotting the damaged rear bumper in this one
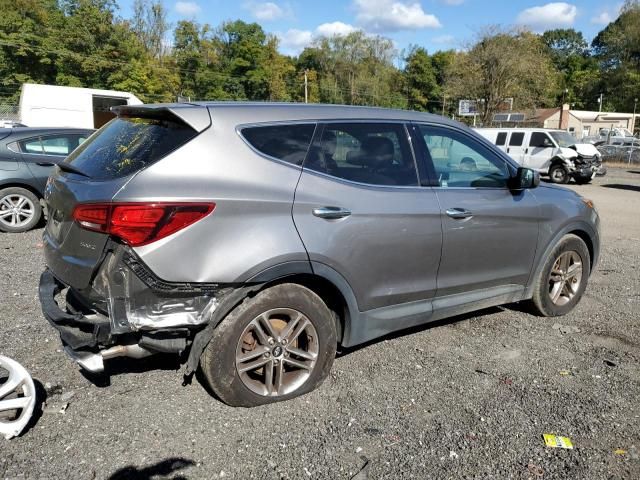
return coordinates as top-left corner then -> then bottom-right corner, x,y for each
39,246 -> 229,373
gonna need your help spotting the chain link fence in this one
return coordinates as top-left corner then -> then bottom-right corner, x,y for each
0,103 -> 20,122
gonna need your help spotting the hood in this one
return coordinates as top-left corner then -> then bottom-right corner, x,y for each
559,147 -> 578,159
572,143 -> 600,157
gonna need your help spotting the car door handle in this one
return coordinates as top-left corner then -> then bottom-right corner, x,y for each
36,162 -> 56,166
312,206 -> 352,219
446,208 -> 473,219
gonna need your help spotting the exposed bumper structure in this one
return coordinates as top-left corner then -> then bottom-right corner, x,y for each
39,246 -> 225,373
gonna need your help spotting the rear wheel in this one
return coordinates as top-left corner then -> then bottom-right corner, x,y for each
200,283 -> 337,407
529,234 -> 590,317
0,187 -> 42,233
548,164 -> 569,184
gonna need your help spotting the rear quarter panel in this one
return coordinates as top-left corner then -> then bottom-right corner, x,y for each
117,113 -> 309,283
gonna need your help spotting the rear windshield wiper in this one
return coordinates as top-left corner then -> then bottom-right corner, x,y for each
57,162 -> 91,178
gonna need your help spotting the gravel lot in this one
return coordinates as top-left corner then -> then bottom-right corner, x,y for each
1,167 -> 639,479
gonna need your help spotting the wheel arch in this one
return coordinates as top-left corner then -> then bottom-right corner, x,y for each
524,221 -> 599,299
185,262 -> 361,376
247,261 -> 361,347
0,181 -> 43,200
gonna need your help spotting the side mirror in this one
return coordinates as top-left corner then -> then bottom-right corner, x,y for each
510,167 -> 539,191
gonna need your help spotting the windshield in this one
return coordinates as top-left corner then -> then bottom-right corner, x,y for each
550,131 -> 576,148
64,116 -> 197,180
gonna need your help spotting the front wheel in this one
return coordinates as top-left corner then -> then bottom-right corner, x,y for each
548,164 -> 569,184
528,234 -> 590,317
200,283 -> 337,407
0,187 -> 42,233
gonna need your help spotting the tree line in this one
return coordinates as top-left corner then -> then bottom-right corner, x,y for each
1,0 -> 639,125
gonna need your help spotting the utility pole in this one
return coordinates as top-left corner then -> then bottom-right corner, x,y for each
304,69 -> 308,104
629,97 -> 638,164
598,93 -> 604,112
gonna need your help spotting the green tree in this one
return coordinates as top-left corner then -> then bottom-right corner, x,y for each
404,46 -> 438,111
0,0 -> 62,99
591,0 -> 640,112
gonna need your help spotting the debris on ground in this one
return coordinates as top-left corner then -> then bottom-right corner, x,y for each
552,323 -> 581,334
350,457 -> 369,480
527,463 -> 544,477
542,434 -> 574,449
603,359 -> 618,367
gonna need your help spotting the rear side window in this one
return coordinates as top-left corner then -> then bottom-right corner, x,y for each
305,123 -> 418,186
64,117 -> 197,180
495,132 -> 507,146
20,135 -> 78,156
240,124 -> 315,166
509,132 -> 525,146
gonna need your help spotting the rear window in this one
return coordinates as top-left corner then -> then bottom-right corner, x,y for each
240,124 -> 316,166
64,117 -> 197,180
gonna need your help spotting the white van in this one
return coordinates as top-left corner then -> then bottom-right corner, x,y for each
19,83 -> 142,130
476,128 -> 602,184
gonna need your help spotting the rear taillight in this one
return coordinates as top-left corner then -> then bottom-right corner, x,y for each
73,202 -> 215,247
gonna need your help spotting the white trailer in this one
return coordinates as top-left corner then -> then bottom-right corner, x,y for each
19,83 -> 142,129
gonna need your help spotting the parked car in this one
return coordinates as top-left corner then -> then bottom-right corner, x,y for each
40,103 -> 600,407
0,119 -> 27,128
0,127 -> 94,232
597,144 -> 640,164
476,128 -> 602,184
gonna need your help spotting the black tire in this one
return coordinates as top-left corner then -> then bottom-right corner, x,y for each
574,174 -> 593,185
528,234 -> 590,317
200,283 -> 337,407
548,164 -> 569,184
0,187 -> 42,233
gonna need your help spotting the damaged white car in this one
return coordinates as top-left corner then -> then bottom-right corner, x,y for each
477,128 -> 604,184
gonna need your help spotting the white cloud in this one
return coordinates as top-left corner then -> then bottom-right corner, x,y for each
591,3 -> 623,25
353,0 -> 442,32
174,1 -> 201,16
244,2 -> 288,21
278,22 -> 360,55
278,29 -> 314,54
516,2 -> 577,31
316,21 -> 357,37
433,34 -> 455,44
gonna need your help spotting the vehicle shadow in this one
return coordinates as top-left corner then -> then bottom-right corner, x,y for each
337,305 -> 507,358
602,183 -> 640,192
107,457 -> 195,480
627,170 -> 640,174
79,354 -> 182,388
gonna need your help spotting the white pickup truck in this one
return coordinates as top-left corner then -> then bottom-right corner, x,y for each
476,128 -> 603,184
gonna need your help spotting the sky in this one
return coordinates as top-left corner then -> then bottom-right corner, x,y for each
116,0 -> 625,56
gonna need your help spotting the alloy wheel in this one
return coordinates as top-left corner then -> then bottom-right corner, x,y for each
548,251 -> 582,306
235,308 -> 318,397
0,194 -> 35,229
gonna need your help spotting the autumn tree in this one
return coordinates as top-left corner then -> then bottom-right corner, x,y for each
445,27 -> 558,124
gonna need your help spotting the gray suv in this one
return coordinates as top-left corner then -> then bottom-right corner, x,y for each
39,103 -> 600,407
